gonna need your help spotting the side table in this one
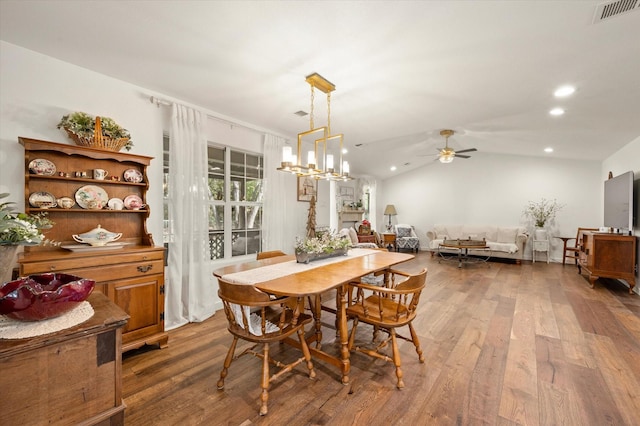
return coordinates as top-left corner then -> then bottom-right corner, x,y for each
532,239 -> 549,263
382,233 -> 396,251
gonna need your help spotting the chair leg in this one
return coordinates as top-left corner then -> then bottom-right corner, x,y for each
297,327 -> 316,379
408,323 -> 424,363
260,342 -> 270,416
217,336 -> 238,389
390,329 -> 404,389
348,317 -> 359,351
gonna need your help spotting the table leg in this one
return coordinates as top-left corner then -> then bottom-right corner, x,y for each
337,284 -> 350,385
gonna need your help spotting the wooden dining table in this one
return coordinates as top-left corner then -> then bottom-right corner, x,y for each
212,249 -> 414,385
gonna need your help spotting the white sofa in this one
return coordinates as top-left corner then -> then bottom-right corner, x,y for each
426,224 -> 529,264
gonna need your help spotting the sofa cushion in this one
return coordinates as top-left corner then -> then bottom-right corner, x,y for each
497,227 -> 518,243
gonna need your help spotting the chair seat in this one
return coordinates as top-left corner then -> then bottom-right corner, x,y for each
346,295 -> 411,327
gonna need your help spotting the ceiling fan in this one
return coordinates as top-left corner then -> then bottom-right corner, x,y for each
423,129 -> 477,163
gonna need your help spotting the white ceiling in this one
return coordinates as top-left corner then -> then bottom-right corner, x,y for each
1,0 -> 639,180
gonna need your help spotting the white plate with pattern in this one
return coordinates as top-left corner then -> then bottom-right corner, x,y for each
75,185 -> 109,209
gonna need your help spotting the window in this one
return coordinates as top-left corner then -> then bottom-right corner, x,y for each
164,137 -> 264,260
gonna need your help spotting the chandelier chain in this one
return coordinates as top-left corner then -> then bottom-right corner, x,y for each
327,92 -> 331,134
310,83 -> 315,130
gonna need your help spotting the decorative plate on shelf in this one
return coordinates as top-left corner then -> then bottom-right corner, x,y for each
123,168 -> 143,183
124,194 -> 144,210
107,197 -> 125,210
28,191 -> 56,208
28,158 -> 56,176
75,185 -> 109,209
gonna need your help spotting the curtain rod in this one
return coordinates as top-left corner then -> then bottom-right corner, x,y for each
148,95 -> 290,140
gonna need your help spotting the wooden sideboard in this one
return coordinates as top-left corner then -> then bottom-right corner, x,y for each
17,137 -> 168,351
578,231 -> 637,294
0,292 -> 129,425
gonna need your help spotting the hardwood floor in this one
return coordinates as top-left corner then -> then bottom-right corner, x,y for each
122,252 -> 640,425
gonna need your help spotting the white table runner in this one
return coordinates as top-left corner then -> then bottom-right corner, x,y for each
221,248 -> 377,285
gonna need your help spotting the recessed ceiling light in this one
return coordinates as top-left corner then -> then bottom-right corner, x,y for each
549,108 -> 565,116
544,147 -> 554,153
342,148 -> 348,154
554,85 -> 575,97
390,166 -> 397,171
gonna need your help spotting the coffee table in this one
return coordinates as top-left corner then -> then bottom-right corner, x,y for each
438,239 -> 492,268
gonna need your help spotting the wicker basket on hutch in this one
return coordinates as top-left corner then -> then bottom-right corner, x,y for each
59,114 -> 132,152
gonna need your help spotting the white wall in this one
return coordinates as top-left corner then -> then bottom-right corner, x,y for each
378,151 -> 602,262
602,136 -> 640,294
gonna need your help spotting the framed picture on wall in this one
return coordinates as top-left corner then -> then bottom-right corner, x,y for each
298,176 -> 318,202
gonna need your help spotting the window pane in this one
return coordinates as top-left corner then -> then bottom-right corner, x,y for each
232,205 -> 246,229
209,177 -> 224,201
246,154 -> 260,178
209,231 -> 224,260
229,178 -> 243,202
246,205 -> 262,229
209,205 -> 224,231
230,151 -> 244,177
245,179 -> 263,202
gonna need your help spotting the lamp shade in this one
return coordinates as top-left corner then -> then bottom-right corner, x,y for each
384,204 -> 397,216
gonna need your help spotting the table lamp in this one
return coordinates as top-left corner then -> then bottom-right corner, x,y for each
384,204 -> 397,230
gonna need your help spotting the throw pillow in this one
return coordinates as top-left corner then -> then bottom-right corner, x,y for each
348,227 -> 359,245
397,227 -> 412,238
497,227 -> 518,243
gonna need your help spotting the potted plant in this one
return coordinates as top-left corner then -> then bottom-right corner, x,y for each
294,231 -> 350,264
523,198 -> 564,238
1,193 -> 56,282
57,112 -> 133,151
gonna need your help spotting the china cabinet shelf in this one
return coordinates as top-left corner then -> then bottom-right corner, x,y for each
28,174 -> 147,186
27,208 -> 148,214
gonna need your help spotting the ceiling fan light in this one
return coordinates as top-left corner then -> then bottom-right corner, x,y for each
439,154 -> 454,163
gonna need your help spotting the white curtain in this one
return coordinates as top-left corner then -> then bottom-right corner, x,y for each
262,134 -> 288,251
165,104 -> 216,330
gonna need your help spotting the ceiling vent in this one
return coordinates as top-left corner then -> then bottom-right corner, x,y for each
593,0 -> 640,23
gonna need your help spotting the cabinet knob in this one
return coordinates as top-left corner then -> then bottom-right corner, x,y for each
137,264 -> 153,273
143,256 -> 148,260
50,266 -> 56,271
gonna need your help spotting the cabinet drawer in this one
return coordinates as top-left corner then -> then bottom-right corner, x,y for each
57,260 -> 163,283
21,250 -> 164,275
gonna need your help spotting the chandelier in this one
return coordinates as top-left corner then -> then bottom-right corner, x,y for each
277,73 -> 351,181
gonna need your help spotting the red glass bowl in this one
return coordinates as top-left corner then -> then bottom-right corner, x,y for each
0,273 -> 95,321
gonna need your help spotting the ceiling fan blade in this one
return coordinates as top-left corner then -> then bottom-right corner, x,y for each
455,148 -> 478,154
456,154 -> 472,159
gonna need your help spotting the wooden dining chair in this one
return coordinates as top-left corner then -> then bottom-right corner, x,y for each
560,227 -> 599,266
216,278 -> 315,416
256,250 -> 287,260
346,268 -> 427,389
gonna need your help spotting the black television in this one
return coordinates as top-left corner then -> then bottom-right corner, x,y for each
604,171 -> 634,233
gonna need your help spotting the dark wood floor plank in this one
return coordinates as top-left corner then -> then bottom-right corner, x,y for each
119,252 -> 640,425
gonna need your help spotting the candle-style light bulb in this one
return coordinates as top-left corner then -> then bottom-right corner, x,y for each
282,146 -> 292,163
326,154 -> 334,170
307,151 -> 316,167
343,161 -> 350,174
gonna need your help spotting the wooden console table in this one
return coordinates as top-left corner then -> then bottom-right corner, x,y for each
0,292 -> 129,425
579,232 -> 637,294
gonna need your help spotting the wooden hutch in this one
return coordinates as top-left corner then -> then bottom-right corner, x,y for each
17,137 -> 168,352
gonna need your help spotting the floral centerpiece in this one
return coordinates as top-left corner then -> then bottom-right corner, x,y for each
523,198 -> 564,228
294,231 -> 350,264
1,193 -> 56,282
57,111 -> 133,151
